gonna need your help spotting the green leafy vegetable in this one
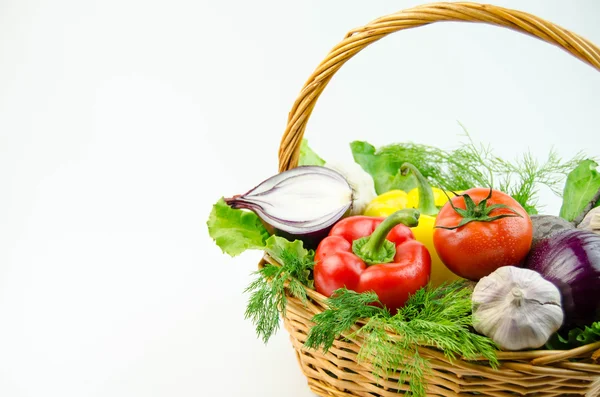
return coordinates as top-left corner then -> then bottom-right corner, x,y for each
207,198 -> 314,342
245,236 -> 314,343
207,198 -> 270,256
546,321 -> 600,350
299,139 -> 325,166
350,141 -> 421,193
559,159 -> 600,222
305,281 -> 498,397
351,129 -> 586,214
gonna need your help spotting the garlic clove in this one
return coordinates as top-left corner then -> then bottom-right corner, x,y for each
578,208 -> 600,235
472,266 -> 564,351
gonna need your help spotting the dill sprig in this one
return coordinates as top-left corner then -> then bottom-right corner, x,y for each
305,281 -> 498,397
454,126 -> 588,214
244,236 -> 314,343
305,290 -> 386,351
351,126 -> 587,214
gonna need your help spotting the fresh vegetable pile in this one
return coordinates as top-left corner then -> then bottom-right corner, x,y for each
207,134 -> 600,396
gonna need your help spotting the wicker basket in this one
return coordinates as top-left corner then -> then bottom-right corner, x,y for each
269,2 -> 600,396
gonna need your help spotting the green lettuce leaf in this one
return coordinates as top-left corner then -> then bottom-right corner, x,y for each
299,139 -> 325,166
350,141 -> 417,194
207,198 -> 270,256
265,235 -> 308,263
559,159 -> 600,222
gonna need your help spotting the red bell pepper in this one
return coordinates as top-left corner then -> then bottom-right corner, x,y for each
314,209 -> 431,312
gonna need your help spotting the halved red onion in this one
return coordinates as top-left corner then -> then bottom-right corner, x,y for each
225,166 -> 353,242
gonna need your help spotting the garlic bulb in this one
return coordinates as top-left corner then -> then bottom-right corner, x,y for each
324,161 -> 377,216
578,208 -> 600,235
472,266 -> 564,351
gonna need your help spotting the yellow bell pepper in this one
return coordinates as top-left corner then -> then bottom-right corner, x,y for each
406,187 -> 460,208
363,190 -> 409,217
363,163 -> 463,288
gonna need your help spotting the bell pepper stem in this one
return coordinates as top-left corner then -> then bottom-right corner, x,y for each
357,209 -> 420,264
400,163 -> 439,217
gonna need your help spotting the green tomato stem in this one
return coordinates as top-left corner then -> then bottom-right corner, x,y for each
435,188 -> 523,230
400,163 -> 439,217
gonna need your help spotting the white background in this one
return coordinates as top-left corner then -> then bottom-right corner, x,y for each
1,1 -> 599,396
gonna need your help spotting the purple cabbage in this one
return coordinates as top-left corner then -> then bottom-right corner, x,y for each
525,229 -> 600,327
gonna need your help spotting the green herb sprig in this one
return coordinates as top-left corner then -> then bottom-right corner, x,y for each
207,198 -> 316,343
306,281 -> 498,397
456,128 -> 588,215
245,236 -> 315,343
351,127 -> 587,214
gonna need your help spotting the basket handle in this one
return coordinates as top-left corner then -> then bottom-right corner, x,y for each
277,2 -> 600,172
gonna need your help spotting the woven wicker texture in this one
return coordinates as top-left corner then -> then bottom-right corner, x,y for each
260,255 -> 600,396
272,2 -> 600,396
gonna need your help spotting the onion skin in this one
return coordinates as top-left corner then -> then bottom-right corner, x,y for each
525,229 -> 600,327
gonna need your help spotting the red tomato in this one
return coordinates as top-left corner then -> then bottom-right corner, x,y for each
433,188 -> 533,281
